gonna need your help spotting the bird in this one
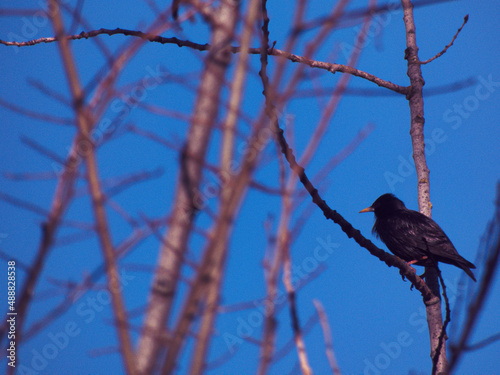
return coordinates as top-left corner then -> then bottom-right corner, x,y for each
359,193 -> 476,281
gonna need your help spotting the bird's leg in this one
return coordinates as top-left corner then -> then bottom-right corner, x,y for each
401,257 -> 428,289
407,255 -> 428,265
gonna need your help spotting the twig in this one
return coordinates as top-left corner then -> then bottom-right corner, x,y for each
313,300 -> 342,375
0,96 -> 73,126
27,78 -> 71,105
210,262 -> 330,370
293,77 -> 476,98
310,123 -> 375,189
21,223 -> 153,343
0,251 -> 30,272
99,168 -> 164,198
420,15 -> 469,65
258,1 -> 282,373
464,332 -> 500,352
47,2 -> 136,374
0,134 -> 80,368
259,2 -> 313,373
289,0 -> 376,224
136,6 -> 233,372
20,135 -> 67,165
258,0 -> 288,372
271,312 -> 319,365
448,183 -> 500,373
433,268 -> 451,375
2,171 -> 57,181
295,0 -> 375,178
263,2 -> 376,372
0,8 -> 40,16
284,288 -> 312,375
297,0 -> 451,34
155,1 -> 242,373
0,191 -> 49,217
262,89 -> 435,299
189,4 -> 262,373
1,28 -> 408,95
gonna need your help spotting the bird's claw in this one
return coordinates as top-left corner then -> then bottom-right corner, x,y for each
399,267 -> 417,290
399,269 -> 407,282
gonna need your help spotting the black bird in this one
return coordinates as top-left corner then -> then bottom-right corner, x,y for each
360,193 -> 476,281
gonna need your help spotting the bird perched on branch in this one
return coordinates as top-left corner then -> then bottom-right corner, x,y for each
360,193 -> 476,281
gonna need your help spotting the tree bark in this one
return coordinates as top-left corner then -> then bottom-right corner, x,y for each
401,0 -> 448,373
135,1 -> 239,373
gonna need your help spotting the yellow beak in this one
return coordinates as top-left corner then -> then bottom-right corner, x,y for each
359,206 -> 374,213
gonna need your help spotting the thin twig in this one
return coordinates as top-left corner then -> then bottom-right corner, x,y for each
313,300 -> 342,375
21,225 -> 153,343
0,191 -> 49,217
259,2 -> 313,373
258,1 -> 282,373
0,96 -> 73,126
271,312 -> 319,365
420,15 -> 469,65
433,268 -> 451,375
464,332 -> 500,352
258,0 -> 287,372
263,92 -> 435,300
0,28 -> 408,95
448,183 -> 500,372
297,0 -> 451,34
20,135 -> 67,165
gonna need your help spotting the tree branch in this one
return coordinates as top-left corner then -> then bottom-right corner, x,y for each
448,183 -> 500,372
47,1 -> 136,374
137,1 -> 240,373
313,300 -> 342,375
420,15 -> 469,65
1,28 -> 408,95
401,0 -> 446,373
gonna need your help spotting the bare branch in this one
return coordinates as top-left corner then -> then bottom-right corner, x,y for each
401,0 -> 447,372
189,0 -> 261,373
313,300 -> 342,375
420,15 -> 469,65
1,28 -> 408,94
463,332 -> 500,352
138,1 -> 241,373
0,191 -> 49,217
20,135 -> 67,165
0,96 -> 73,126
260,37 -> 434,307
448,183 -> 500,372
47,1 -> 136,373
433,268 -> 451,374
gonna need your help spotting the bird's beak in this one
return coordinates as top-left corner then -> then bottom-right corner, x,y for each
359,206 -> 374,213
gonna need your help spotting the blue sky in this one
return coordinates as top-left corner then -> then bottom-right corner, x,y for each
1,0 -> 499,374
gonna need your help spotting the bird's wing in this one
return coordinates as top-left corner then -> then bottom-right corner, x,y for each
403,210 -> 475,268
400,210 -> 456,253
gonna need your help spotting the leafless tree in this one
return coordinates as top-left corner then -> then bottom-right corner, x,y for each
0,1 -> 497,375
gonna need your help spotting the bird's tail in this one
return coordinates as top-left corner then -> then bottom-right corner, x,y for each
453,256 -> 476,281
459,263 -> 476,282
445,254 -> 476,281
